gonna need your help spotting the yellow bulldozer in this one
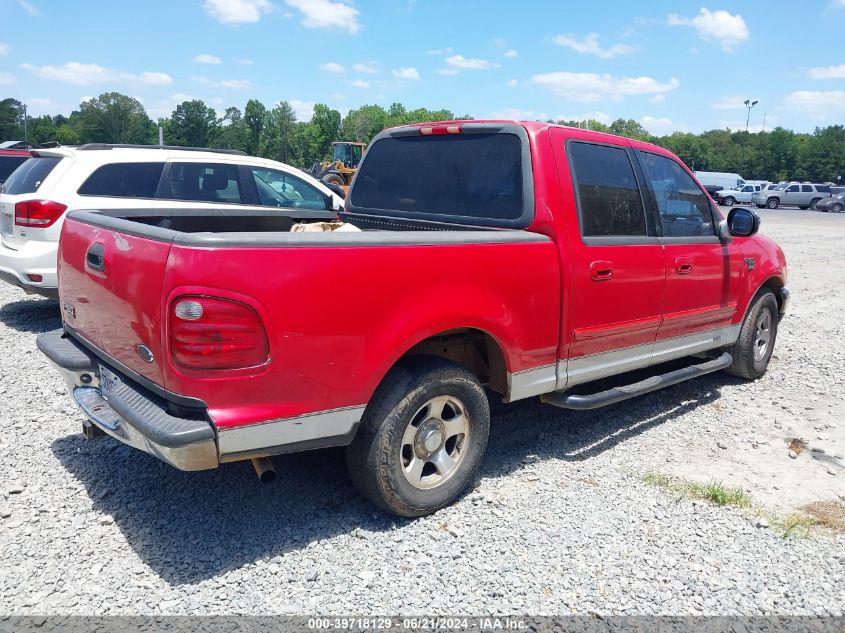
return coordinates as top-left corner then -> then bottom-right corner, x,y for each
309,141 -> 367,195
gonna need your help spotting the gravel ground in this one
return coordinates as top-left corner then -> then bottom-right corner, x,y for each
0,209 -> 843,616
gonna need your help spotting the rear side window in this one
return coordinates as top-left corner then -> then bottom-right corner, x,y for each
0,156 -> 28,183
816,185 -> 830,193
801,185 -> 813,193
163,163 -> 244,204
350,133 -> 524,225
1,157 -> 61,195
568,142 -> 646,237
78,162 -> 165,198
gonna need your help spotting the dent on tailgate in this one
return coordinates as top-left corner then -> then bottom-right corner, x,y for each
59,217 -> 171,386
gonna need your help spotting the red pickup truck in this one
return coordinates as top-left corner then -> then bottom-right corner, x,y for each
37,121 -> 788,517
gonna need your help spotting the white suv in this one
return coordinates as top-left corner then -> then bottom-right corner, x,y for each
0,144 -> 344,297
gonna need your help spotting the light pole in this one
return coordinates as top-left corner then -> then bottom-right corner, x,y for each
744,99 -> 758,133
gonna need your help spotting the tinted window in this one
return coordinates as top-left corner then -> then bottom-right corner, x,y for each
164,163 -> 244,204
787,185 -> 799,192
350,133 -> 523,223
638,152 -> 714,238
801,185 -> 813,193
0,156 -> 28,183
251,167 -> 328,210
816,185 -> 830,193
78,162 -> 164,198
1,157 -> 61,195
569,142 -> 646,237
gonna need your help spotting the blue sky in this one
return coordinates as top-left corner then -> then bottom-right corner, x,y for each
2,0 -> 845,134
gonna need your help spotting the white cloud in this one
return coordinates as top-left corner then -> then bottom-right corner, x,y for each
504,49 -> 518,58
711,95 -> 747,110
639,116 -> 675,135
194,53 -> 222,64
21,62 -> 172,86
289,99 -> 316,121
285,0 -> 361,34
352,62 -> 378,73
667,8 -> 749,53
552,33 -> 636,59
783,90 -> 845,119
0,43 -> 10,55
235,58 -> 254,65
393,67 -> 420,80
809,64 -> 845,79
555,111 -> 613,125
320,62 -> 345,73
351,79 -> 371,88
0,73 -> 15,85
203,0 -> 273,24
19,0 -> 39,16
650,94 -> 665,104
148,93 -> 195,119
490,108 -> 547,121
531,71 -> 680,103
436,68 -> 459,76
190,75 -> 252,89
507,79 -> 518,88
445,54 -> 500,70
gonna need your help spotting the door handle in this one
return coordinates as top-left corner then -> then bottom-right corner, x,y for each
86,242 -> 106,273
589,260 -> 613,281
675,257 -> 693,274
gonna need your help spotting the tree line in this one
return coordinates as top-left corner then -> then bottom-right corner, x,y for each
2,93 -> 843,183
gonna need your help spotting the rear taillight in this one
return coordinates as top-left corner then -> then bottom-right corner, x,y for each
170,296 -> 269,371
15,200 -> 67,228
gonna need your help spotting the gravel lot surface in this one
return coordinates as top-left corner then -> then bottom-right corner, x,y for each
1,209 -> 843,616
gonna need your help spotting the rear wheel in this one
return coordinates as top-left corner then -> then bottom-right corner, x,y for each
724,291 -> 779,380
809,198 -> 821,210
766,198 -> 779,209
322,172 -> 345,187
723,196 -> 736,207
347,357 -> 490,517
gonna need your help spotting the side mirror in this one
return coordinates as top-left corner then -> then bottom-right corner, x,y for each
726,207 -> 760,237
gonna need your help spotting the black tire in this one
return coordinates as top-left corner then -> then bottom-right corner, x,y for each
809,198 -> 821,210
723,196 -> 736,207
766,198 -> 779,209
756,204 -> 765,209
322,172 -> 345,187
724,291 -> 779,380
832,203 -> 843,213
798,206 -> 808,210
347,357 -> 490,517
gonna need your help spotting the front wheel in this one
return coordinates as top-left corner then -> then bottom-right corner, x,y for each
832,203 -> 843,213
766,198 -> 779,209
347,357 -> 490,517
724,291 -> 779,380
723,196 -> 736,206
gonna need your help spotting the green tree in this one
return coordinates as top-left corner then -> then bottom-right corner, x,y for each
166,100 -> 219,147
609,118 -> 652,141
0,98 -> 25,140
311,103 -> 341,159
215,106 -> 248,151
76,92 -> 153,144
262,101 -> 297,164
339,104 -> 387,143
243,99 -> 266,156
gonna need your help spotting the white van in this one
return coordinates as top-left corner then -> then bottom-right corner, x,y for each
694,171 -> 745,194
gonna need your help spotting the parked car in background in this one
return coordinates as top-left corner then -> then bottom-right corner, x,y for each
815,192 -> 844,213
752,182 -> 831,209
39,120 -> 788,517
694,171 -> 745,198
714,183 -> 763,206
0,149 -> 30,185
0,144 -> 343,297
829,186 -> 845,196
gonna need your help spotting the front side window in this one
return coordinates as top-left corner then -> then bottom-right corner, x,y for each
78,162 -> 165,198
250,167 -> 329,210
638,151 -> 714,238
787,185 -> 799,192
568,142 -> 646,237
1,157 -> 61,195
164,162 -> 244,204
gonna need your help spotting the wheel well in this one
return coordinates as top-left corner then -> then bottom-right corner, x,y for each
400,329 -> 508,395
761,276 -> 785,312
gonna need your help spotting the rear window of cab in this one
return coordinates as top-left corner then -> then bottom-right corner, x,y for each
349,131 -> 529,227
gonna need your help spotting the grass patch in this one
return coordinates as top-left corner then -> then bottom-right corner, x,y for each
780,513 -> 816,539
641,472 -> 752,508
801,500 -> 845,533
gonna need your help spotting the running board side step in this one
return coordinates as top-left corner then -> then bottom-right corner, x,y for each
541,352 -> 732,411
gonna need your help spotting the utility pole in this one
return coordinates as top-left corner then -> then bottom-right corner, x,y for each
744,99 -> 758,133
762,112 -> 767,133
158,126 -> 164,146
23,103 -> 28,143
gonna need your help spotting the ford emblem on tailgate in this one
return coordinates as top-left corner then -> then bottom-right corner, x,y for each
136,345 -> 154,363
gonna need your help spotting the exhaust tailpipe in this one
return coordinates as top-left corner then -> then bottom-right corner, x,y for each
251,457 -> 276,484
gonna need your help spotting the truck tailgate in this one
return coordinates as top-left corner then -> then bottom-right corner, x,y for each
58,216 -> 171,386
